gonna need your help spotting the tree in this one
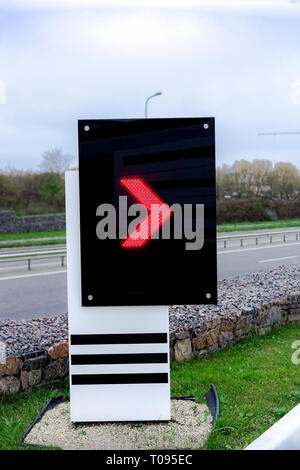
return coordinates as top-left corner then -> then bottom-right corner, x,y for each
37,172 -> 65,209
271,162 -> 300,200
251,159 -> 273,197
216,164 -> 235,199
231,160 -> 254,198
39,148 -> 73,174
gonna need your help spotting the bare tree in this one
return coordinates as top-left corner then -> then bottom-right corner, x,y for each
231,159 -> 254,198
39,148 -> 74,174
251,159 -> 273,197
271,162 -> 300,200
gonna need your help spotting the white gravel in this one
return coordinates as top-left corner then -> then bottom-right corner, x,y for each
24,400 -> 212,450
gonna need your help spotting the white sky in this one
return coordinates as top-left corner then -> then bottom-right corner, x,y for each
0,0 -> 300,170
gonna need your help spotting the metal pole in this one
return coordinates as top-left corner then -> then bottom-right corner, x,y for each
145,92 -> 162,118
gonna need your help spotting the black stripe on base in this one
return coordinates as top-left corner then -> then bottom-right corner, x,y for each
71,353 -> 168,365
72,373 -> 168,385
71,333 -> 167,345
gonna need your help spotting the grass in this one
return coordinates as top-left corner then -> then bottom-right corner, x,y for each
0,387 -> 69,450
171,322 -> 300,450
0,230 -> 66,249
1,220 -> 300,247
217,218 -> 300,232
1,323 -> 300,450
0,230 -> 66,241
0,239 -> 66,249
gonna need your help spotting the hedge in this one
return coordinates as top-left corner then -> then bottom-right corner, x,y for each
216,199 -> 300,224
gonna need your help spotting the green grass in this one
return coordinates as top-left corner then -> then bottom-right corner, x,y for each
0,239 -> 66,249
217,218 -> 300,232
0,387 -> 69,450
0,230 -> 66,241
171,323 -> 300,449
0,230 -> 66,248
1,323 -> 300,450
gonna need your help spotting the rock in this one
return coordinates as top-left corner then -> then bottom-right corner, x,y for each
220,319 -> 235,332
21,370 -> 28,389
175,329 -> 191,340
174,338 -> 192,362
28,369 -> 42,386
47,341 -> 69,360
219,331 -> 234,347
192,327 -> 219,351
258,326 -> 272,336
22,354 -> 47,371
0,356 -> 23,376
43,358 -> 68,381
235,328 -> 245,339
0,376 -> 20,393
207,343 -> 219,353
236,317 -> 248,330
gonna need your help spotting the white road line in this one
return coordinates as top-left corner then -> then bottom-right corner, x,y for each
0,261 -> 64,272
0,270 -> 66,281
218,241 -> 300,254
1,241 -> 300,281
259,255 -> 299,263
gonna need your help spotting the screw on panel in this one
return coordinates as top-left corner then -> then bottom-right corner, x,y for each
88,295 -> 93,301
206,293 -> 211,299
203,123 -> 209,129
84,125 -> 90,132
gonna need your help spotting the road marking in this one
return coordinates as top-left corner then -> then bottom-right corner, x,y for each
0,261 -> 64,272
218,241 -> 300,254
0,270 -> 66,281
0,241 -> 300,280
259,255 -> 299,263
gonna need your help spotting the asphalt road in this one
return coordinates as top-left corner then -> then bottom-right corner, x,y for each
0,230 -> 300,320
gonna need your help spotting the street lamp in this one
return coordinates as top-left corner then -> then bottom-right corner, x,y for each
145,92 -> 162,118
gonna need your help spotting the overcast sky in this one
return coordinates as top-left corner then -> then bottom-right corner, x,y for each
1,0 -> 300,170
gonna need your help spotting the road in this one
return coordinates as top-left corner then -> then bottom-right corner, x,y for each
0,229 -> 300,320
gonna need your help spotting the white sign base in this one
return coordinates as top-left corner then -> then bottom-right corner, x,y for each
65,170 -> 170,422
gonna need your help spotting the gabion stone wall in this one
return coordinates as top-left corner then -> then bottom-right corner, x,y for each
0,296 -> 300,393
170,295 -> 300,362
0,211 -> 65,233
0,341 -> 69,393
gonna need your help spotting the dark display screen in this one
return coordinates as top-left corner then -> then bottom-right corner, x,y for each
78,118 -> 217,306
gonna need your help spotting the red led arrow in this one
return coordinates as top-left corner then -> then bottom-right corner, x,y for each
120,177 -> 172,248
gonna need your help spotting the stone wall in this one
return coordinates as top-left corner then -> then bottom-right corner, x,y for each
0,341 -> 69,393
0,211 -> 66,233
1,295 -> 300,393
171,295 -> 300,362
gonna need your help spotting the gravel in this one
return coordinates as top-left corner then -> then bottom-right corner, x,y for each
24,400 -> 212,450
1,264 -> 300,357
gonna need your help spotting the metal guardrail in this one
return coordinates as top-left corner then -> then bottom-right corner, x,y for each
0,249 -> 66,270
1,229 -> 300,268
218,229 -> 300,248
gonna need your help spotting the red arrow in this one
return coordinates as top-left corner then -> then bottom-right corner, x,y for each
120,177 -> 172,248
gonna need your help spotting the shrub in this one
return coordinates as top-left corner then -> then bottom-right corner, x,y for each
263,208 -> 278,221
217,199 -> 300,224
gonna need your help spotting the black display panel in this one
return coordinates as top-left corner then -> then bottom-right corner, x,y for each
78,118 -> 217,306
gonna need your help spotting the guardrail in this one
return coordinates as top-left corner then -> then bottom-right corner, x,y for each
1,229 -> 300,268
0,248 -> 66,270
218,229 -> 300,248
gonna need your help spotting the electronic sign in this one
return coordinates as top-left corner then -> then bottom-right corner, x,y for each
78,118 -> 217,306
